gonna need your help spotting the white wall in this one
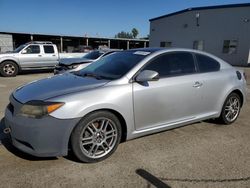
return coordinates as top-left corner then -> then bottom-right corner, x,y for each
150,6 -> 250,66
0,34 -> 13,52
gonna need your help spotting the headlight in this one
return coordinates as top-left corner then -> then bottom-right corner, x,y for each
19,101 -> 64,118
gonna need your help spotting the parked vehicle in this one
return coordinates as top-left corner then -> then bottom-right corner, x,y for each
4,48 -> 246,163
54,50 -> 119,74
75,45 -> 93,53
0,41 -> 84,77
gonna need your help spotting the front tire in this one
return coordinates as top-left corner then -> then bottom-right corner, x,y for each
70,111 -> 122,163
219,93 -> 241,125
0,61 -> 19,77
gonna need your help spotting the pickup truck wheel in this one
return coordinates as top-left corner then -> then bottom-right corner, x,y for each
0,61 -> 18,77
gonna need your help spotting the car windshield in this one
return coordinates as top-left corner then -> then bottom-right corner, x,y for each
76,51 -> 151,80
13,44 -> 26,53
83,51 -> 103,60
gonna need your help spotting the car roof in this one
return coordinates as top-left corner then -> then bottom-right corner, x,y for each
126,47 -> 163,53
96,47 -> 231,68
124,47 -> 206,54
124,47 -> 225,59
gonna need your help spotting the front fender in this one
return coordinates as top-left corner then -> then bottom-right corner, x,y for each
49,84 -> 135,139
0,55 -> 20,66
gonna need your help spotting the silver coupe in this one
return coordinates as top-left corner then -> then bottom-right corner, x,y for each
4,48 -> 247,162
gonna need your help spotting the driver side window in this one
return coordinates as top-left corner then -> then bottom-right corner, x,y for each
143,52 -> 196,78
23,45 -> 40,54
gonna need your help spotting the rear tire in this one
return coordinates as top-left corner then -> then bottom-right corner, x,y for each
0,61 -> 19,77
218,93 -> 241,125
70,111 -> 122,163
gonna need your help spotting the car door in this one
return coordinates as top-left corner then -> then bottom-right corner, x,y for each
18,44 -> 43,68
41,45 -> 58,67
194,53 -> 226,115
133,52 -> 203,130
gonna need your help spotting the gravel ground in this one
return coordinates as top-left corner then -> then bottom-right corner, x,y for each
0,68 -> 249,188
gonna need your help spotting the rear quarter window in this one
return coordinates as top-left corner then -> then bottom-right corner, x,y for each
195,54 -> 220,73
44,45 -> 55,54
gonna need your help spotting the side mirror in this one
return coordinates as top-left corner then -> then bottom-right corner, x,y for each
21,49 -> 27,54
135,70 -> 159,82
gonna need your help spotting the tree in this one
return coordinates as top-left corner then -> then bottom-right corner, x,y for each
115,31 -> 133,39
131,28 -> 139,38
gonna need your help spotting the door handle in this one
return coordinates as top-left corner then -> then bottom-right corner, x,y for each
193,81 -> 203,88
38,55 -> 42,57
52,54 -> 56,56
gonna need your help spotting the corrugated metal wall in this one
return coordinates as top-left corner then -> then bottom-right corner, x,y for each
0,34 -> 13,52
150,6 -> 250,66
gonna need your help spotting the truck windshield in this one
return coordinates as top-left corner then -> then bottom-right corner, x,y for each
13,44 -> 26,53
76,51 -> 151,80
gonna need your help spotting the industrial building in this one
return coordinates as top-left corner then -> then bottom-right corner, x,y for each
149,3 -> 250,66
0,31 -> 149,53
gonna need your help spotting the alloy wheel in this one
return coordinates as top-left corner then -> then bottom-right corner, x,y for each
79,117 -> 118,159
3,64 -> 16,76
224,96 -> 240,122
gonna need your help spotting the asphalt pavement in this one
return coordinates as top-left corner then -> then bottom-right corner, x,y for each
0,69 -> 249,188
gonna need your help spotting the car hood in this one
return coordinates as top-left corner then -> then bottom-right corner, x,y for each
59,57 -> 93,66
0,52 -> 18,58
13,73 -> 109,103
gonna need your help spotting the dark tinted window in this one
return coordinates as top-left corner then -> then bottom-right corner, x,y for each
222,40 -> 237,54
78,51 -> 150,79
44,45 -> 55,53
143,52 -> 196,77
160,41 -> 172,47
23,45 -> 40,54
196,54 -> 220,72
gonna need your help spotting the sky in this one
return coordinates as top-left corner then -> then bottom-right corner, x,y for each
0,0 -> 249,38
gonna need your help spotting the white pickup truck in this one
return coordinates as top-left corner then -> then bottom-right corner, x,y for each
0,41 -> 85,77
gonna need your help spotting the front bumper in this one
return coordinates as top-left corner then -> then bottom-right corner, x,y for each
4,96 -> 80,157
54,65 -> 68,75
